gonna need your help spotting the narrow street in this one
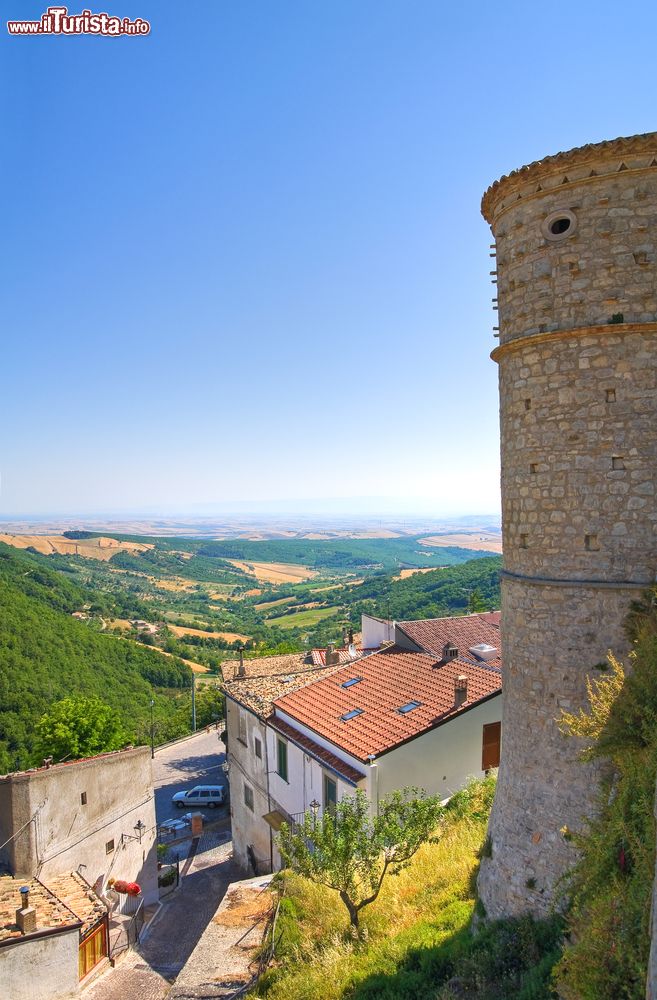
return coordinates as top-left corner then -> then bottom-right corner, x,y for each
87,730 -> 238,1000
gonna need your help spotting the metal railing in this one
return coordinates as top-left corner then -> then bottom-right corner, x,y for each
109,899 -> 144,959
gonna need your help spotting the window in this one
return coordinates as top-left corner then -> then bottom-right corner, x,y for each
541,209 -> 577,242
187,789 -> 200,798
524,398 -> 531,411
585,534 -> 600,552
341,677 -> 362,688
520,533 -> 528,549
529,463 -> 538,475
482,722 -> 501,771
398,700 -> 422,714
606,388 -> 616,403
80,792 -> 87,806
105,839 -> 115,855
612,456 -> 625,470
244,783 -> 254,811
254,736 -> 262,760
238,708 -> 247,744
340,708 -> 363,722
277,739 -> 288,782
324,774 -> 337,814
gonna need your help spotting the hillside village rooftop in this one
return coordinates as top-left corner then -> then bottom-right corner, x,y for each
274,614 -> 501,762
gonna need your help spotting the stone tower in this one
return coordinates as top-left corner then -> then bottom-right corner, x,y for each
477,133 -> 657,918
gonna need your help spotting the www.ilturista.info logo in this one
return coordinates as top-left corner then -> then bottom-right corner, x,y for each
7,6 -> 150,36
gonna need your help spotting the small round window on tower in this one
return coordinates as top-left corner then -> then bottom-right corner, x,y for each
541,209 -> 578,242
550,217 -> 571,235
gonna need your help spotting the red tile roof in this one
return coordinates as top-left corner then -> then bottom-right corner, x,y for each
269,717 -> 365,786
397,612 -> 501,668
273,642 -> 502,763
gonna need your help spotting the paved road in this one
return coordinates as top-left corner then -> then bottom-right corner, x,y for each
153,728 -> 229,826
88,833 -> 238,1000
87,730 -> 238,1000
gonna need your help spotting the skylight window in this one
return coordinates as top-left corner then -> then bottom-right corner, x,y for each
341,709 -> 364,722
341,677 -> 362,688
398,701 -> 422,714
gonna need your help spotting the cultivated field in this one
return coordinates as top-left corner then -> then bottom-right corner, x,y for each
0,533 -> 152,561
395,567 -> 447,580
168,624 -> 250,643
227,559 -> 317,584
256,596 -> 296,610
419,533 -> 503,554
267,607 -> 339,630
153,577 -> 198,592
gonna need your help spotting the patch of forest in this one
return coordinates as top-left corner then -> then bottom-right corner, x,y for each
0,543 -> 200,773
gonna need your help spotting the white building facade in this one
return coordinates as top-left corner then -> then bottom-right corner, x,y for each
226,613 -> 503,875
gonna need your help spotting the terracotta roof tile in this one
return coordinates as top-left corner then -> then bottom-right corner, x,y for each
44,872 -> 107,937
269,717 -> 365,786
0,875 -> 80,942
397,612 -> 501,667
221,652 -> 308,682
224,663 -> 347,719
274,641 -> 502,763
309,647 -> 363,667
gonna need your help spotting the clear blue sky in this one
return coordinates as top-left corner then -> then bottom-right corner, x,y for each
2,0 -> 656,516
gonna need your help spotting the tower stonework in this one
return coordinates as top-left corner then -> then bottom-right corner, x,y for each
477,133 -> 657,917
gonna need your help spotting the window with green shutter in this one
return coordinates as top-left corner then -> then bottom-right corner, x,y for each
277,738 -> 288,782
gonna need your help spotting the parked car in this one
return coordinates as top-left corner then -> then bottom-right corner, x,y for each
172,785 -> 225,808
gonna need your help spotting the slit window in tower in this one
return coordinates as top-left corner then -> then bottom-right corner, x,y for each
612,456 -> 625,470
524,398 -> 531,411
606,388 -> 616,403
520,533 -> 528,549
530,463 -> 538,474
585,534 -> 600,552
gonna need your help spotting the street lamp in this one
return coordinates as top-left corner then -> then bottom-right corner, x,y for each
309,799 -> 320,825
150,698 -> 155,759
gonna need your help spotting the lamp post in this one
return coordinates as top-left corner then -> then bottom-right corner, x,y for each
150,698 -> 155,759
309,799 -> 320,827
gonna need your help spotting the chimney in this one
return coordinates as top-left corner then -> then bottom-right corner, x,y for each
16,886 -> 37,935
454,675 -> 468,707
237,648 -> 245,678
325,643 -> 340,666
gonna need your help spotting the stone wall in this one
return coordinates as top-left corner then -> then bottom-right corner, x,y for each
0,748 -> 158,905
477,133 -> 657,918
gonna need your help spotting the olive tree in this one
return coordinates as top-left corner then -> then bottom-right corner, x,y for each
277,787 -> 443,928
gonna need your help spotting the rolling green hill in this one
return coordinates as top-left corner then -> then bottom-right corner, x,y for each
0,543 -> 194,773
195,536 -> 494,571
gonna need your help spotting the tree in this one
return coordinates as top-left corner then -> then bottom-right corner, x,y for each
35,695 -> 126,762
277,788 -> 443,928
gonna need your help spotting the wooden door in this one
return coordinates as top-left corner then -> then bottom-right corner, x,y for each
482,722 -> 501,770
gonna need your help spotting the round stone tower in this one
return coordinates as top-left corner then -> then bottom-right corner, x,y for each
477,133 -> 657,918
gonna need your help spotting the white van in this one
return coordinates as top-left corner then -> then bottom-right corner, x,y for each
172,785 -> 225,808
